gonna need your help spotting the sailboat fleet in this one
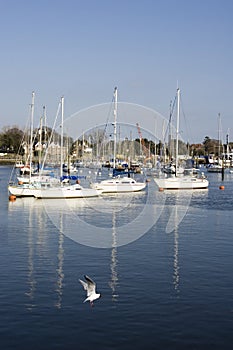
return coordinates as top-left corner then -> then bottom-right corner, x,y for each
8,86 -> 213,201
8,95 -> 102,199
8,88 -> 147,199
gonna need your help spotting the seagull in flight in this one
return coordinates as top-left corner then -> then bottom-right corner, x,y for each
79,275 -> 101,306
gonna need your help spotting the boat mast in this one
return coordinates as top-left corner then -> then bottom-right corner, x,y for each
218,112 -> 221,157
113,87 -> 117,169
60,96 -> 64,179
168,99 -> 173,160
29,91 -> 35,183
43,106 -> 47,144
175,88 -> 180,177
38,113 -> 43,173
82,131 -> 85,161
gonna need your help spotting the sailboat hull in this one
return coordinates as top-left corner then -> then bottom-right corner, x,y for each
34,184 -> 102,199
8,184 -> 42,197
154,176 -> 209,190
8,183 -> 102,199
91,177 -> 146,193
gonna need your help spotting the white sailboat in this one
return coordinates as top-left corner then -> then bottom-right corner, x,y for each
34,183 -> 102,199
91,87 -> 147,193
207,113 -> 223,173
8,93 -> 60,197
154,88 -> 209,190
154,172 -> 208,190
8,92 -> 40,197
206,162 -> 222,173
33,97 -> 103,199
9,96 -> 103,199
92,176 -> 146,193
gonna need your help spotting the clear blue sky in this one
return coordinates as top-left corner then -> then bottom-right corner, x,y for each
0,0 -> 233,143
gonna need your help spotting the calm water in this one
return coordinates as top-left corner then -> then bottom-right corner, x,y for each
1,166 -> 233,350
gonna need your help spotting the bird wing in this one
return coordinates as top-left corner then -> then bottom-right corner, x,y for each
79,279 -> 88,291
84,275 -> 96,296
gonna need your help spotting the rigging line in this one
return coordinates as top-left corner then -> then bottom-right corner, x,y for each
8,101 -> 35,183
14,106 -> 31,158
41,100 -> 62,171
103,93 -> 115,137
162,92 -> 177,143
179,93 -> 193,145
96,91 -> 116,156
169,94 -> 177,123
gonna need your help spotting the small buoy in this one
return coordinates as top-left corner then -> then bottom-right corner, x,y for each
9,195 -> 16,201
76,179 -> 80,184
159,187 -> 164,192
146,178 -> 151,182
219,185 -> 225,190
18,181 -> 23,185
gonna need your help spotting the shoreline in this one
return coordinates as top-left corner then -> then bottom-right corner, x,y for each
0,159 -> 16,165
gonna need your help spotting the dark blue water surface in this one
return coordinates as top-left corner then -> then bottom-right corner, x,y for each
1,166 -> 233,350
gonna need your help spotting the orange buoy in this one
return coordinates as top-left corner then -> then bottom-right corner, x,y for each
9,195 -> 16,201
159,187 -> 164,192
18,181 -> 23,185
219,185 -> 225,190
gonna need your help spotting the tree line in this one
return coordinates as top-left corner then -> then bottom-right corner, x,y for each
0,125 -> 232,158
0,125 -> 65,156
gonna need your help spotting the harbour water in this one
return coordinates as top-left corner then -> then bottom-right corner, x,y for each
1,165 -> 233,349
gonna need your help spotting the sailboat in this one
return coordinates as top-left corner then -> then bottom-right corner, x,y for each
33,182 -> 102,199
154,88 -> 209,190
207,113 -> 223,173
8,93 -> 62,197
33,97 -> 102,199
8,92 -> 45,197
9,96 -> 102,199
91,87 -> 147,193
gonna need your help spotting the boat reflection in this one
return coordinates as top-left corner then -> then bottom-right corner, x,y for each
165,195 -> 182,295
164,189 -> 208,294
55,225 -> 64,309
8,197 -> 65,309
173,209 -> 180,294
109,210 -> 119,301
25,207 -> 36,310
7,185 -> 161,306
8,196 -> 121,307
